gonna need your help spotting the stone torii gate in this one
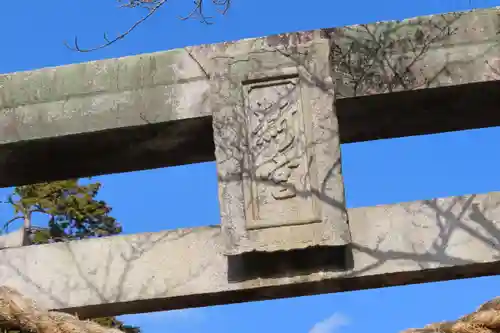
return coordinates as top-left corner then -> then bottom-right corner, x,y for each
1,6 -> 500,319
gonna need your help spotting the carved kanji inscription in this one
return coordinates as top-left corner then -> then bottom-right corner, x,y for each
243,76 -> 318,229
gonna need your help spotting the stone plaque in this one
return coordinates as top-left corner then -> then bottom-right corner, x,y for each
242,75 -> 318,229
210,30 -> 351,254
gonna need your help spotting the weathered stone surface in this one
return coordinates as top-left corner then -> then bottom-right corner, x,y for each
0,50 -> 210,144
0,49 -> 215,186
328,7 -> 500,143
328,7 -> 500,98
205,31 -> 350,254
1,192 -> 500,317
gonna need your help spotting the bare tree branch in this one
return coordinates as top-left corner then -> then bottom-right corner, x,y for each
65,0 -> 168,52
2,216 -> 23,233
179,0 -> 231,24
66,0 -> 231,52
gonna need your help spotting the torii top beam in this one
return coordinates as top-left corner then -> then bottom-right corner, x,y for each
0,7 -> 499,187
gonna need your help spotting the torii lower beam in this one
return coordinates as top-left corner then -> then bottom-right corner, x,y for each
1,192 -> 499,318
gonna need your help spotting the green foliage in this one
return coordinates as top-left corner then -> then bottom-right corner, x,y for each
9,179 -> 122,242
2,179 -> 139,333
93,317 -> 140,333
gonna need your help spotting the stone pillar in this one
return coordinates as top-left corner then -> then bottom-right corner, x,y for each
210,30 -> 351,255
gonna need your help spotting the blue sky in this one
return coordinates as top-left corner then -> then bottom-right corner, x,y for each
1,0 -> 500,332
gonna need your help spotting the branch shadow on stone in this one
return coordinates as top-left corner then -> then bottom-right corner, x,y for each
348,193 -> 500,289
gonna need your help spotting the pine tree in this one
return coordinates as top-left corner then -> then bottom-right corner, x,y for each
3,179 -> 140,333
